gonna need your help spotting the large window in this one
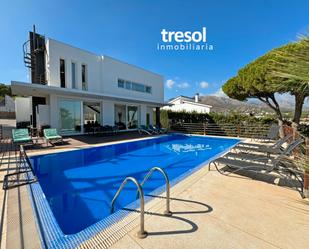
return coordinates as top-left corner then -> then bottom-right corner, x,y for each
117,78 -> 152,94
127,106 -> 139,129
118,79 -> 124,88
82,64 -> 88,90
83,102 -> 100,125
60,59 -> 66,88
59,99 -> 81,133
83,102 -> 101,133
71,62 -> 77,89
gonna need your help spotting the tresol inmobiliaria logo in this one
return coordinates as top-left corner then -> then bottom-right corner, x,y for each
157,27 -> 214,51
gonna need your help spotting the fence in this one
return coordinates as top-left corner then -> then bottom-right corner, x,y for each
171,122 -> 272,138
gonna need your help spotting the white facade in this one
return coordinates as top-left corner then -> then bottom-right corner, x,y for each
162,95 -> 212,114
12,37 -> 164,134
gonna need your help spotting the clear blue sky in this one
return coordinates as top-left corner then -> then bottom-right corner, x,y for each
1,0 -> 309,101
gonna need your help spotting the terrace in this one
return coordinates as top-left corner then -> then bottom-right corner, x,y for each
0,122 -> 309,249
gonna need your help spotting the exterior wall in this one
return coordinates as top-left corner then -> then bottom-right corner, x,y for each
100,56 -> 164,104
102,100 -> 115,126
45,39 -> 164,104
162,102 -> 211,114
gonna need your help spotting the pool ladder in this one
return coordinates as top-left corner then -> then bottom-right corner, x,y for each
110,167 -> 172,239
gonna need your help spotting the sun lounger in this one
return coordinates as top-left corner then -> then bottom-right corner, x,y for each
224,152 -> 275,163
236,138 -> 303,156
12,128 -> 33,144
138,125 -> 152,135
252,123 -> 279,141
237,134 -> 292,150
44,128 -> 63,145
153,125 -> 168,134
210,137 -> 303,173
209,155 -> 282,174
148,125 -> 160,134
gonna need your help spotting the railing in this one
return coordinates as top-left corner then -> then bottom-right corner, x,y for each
110,177 -> 148,239
171,122 -> 272,138
2,145 -> 37,190
138,167 -> 172,216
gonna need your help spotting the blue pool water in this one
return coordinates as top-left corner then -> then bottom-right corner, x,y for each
30,134 -> 239,235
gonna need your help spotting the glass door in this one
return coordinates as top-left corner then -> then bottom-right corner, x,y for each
59,99 -> 81,133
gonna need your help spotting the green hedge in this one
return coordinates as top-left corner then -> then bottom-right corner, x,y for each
156,110 -> 276,128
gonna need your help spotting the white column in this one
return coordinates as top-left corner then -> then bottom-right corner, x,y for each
49,95 -> 58,129
147,107 -> 154,125
102,100 -> 115,126
140,105 -> 147,126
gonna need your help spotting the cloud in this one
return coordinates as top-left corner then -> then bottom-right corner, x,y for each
166,79 -> 175,89
199,81 -> 209,89
177,82 -> 190,89
211,88 -> 227,98
166,78 -> 190,89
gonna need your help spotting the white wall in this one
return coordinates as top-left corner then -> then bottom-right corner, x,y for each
101,56 -> 164,104
15,97 -> 31,122
45,39 -> 164,104
102,100 -> 115,126
46,39 -> 101,92
49,95 -> 58,129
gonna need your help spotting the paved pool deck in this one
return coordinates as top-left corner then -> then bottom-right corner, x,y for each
1,135 -> 309,249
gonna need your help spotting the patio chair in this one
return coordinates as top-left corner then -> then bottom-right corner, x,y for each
44,128 -> 63,145
12,128 -> 33,144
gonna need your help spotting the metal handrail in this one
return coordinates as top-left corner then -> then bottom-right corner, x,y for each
110,177 -> 148,239
138,167 -> 172,216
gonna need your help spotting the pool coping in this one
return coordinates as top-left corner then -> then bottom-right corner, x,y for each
25,134 -> 242,249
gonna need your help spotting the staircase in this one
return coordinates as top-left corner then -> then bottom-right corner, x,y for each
23,27 -> 47,84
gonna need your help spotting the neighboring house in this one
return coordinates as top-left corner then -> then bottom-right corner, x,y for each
11,28 -> 164,134
162,94 -> 212,113
0,95 -> 15,118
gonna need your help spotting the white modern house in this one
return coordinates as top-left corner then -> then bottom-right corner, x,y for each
162,94 -> 212,113
11,27 -> 164,134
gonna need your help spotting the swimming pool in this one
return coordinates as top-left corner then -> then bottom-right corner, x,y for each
28,134 -> 240,248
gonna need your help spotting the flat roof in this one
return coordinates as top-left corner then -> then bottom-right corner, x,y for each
11,81 -> 164,106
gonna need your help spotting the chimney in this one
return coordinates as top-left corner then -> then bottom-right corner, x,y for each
195,93 -> 199,103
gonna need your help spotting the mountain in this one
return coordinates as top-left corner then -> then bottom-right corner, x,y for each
199,95 -> 275,113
